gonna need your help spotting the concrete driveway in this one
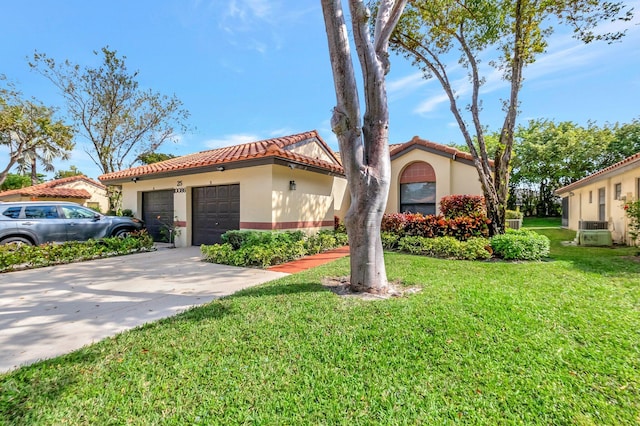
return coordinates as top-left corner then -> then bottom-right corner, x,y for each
0,247 -> 288,373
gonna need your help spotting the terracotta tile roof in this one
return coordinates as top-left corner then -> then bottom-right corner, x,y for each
99,130 -> 344,182
0,175 -> 104,199
390,136 -> 488,165
556,151 -> 640,195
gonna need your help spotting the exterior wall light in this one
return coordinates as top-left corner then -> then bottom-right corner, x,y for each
289,180 -> 297,191
131,177 -> 139,183
216,166 -> 225,172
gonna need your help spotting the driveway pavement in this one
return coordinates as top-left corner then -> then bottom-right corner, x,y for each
0,247 -> 288,373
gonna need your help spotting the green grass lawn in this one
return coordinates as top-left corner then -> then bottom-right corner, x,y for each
523,216 -> 562,228
1,229 -> 639,425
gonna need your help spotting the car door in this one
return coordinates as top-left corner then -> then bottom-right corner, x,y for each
22,205 -> 68,243
60,205 -> 111,241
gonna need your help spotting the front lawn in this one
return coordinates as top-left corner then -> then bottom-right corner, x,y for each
1,229 -> 639,424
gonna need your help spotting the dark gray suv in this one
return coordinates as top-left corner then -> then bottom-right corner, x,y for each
0,201 -> 144,245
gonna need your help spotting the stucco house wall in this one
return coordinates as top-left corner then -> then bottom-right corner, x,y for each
556,152 -> 640,245
0,175 -> 108,211
386,137 -> 486,214
101,131 -> 346,247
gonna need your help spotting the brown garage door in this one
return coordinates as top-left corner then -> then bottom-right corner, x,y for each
192,184 -> 240,245
142,190 -> 174,242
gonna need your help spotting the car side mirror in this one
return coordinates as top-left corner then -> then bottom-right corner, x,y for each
93,214 -> 102,220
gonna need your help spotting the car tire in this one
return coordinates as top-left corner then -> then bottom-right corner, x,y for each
112,228 -> 134,238
1,236 -> 33,246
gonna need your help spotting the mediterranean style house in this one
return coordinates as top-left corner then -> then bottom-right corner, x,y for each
0,175 -> 108,212
98,130 -> 486,247
556,151 -> 640,245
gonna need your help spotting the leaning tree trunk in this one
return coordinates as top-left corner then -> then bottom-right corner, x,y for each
321,0 -> 407,293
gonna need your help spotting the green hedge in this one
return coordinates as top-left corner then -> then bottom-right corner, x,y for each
202,230 -> 348,268
385,229 -> 549,262
490,229 -> 550,260
396,236 -> 492,260
0,231 -> 155,272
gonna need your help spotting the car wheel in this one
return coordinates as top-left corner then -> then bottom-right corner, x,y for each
112,228 -> 134,238
1,236 -> 33,246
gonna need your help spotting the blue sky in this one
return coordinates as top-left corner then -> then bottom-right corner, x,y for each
1,0 -> 639,180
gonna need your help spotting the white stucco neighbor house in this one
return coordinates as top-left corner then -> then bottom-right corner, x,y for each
556,151 -> 640,245
0,175 -> 109,212
98,131 -> 487,247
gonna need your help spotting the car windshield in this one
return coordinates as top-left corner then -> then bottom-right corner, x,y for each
61,205 -> 98,219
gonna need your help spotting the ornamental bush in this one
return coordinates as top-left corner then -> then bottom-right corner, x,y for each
490,229 -> 550,260
396,235 -> 492,260
0,231 -> 154,272
623,199 -> 640,243
381,212 -> 490,241
202,229 -> 348,268
440,195 -> 486,218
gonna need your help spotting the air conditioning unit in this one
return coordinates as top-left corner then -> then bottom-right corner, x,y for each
579,220 -> 608,230
577,230 -> 612,246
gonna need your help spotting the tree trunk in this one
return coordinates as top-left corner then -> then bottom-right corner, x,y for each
322,0 -> 406,293
30,156 -> 38,186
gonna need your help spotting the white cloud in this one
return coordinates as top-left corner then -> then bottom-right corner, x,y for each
203,133 -> 261,149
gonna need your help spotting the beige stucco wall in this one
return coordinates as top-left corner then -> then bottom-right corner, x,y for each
558,167 -> 640,244
387,149 -> 484,214
117,164 -> 345,247
287,139 -> 336,163
63,181 -> 109,212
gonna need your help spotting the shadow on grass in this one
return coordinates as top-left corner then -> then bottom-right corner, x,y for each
536,228 -> 640,276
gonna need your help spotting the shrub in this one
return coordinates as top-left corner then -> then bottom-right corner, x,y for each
0,231 -> 154,272
304,231 -> 338,255
381,212 -> 490,241
505,210 -> 524,219
381,231 -> 400,250
397,235 -> 491,260
490,229 -> 550,260
202,229 -> 346,268
440,195 -> 486,218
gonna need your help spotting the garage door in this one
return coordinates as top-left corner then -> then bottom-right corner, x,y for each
192,184 -> 240,245
142,190 -> 174,242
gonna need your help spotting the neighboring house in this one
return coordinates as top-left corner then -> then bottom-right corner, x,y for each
387,137 -> 486,215
556,151 -> 640,245
98,131 -> 487,247
0,175 -> 109,213
99,131 -> 347,246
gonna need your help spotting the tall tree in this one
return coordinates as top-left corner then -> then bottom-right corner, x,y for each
30,47 -> 190,209
0,84 -> 74,187
54,165 -> 84,180
322,0 -> 408,293
390,0 -> 633,235
599,117 -> 640,167
137,152 -> 177,165
0,173 -> 40,191
510,119 -> 612,216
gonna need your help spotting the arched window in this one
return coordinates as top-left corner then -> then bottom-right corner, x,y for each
400,161 -> 436,215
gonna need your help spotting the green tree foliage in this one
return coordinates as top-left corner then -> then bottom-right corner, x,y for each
599,117 -> 640,167
29,47 -> 190,210
54,165 -> 84,179
510,119 -> 612,216
0,79 -> 75,187
390,0 -> 633,235
0,173 -> 43,191
137,152 -> 177,165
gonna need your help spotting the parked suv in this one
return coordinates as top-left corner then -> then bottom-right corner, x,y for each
0,201 -> 144,245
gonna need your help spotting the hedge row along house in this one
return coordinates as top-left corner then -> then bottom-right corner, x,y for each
98,130 -> 487,247
556,151 -> 640,245
0,175 -> 109,212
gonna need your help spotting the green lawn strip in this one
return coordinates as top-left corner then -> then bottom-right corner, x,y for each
1,232 -> 639,424
523,217 -> 562,228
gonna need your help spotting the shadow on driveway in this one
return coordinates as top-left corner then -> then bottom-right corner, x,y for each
0,247 -> 287,372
